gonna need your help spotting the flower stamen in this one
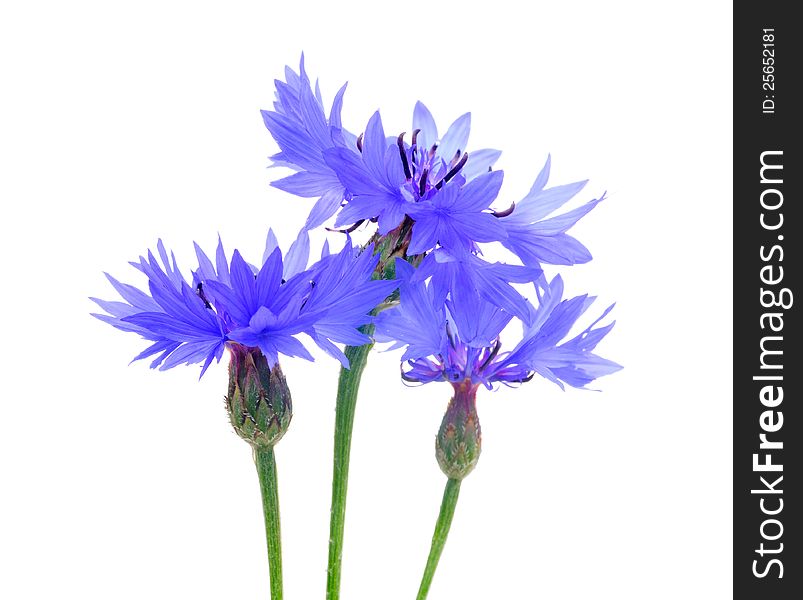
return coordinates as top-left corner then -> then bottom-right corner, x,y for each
326,220 -> 365,234
401,369 -> 421,383
492,203 -> 516,218
410,128 -> 421,175
196,283 -> 212,309
397,133 -> 412,180
445,321 -> 457,349
479,339 -> 502,371
435,152 -> 469,190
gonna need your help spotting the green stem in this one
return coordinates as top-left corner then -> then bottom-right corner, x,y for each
326,332 -> 375,600
416,478 -> 462,600
255,447 -> 283,600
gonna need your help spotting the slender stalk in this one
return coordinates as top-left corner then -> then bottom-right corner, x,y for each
326,333 -> 375,600
255,447 -> 283,600
416,478 -> 462,600
325,222 -> 413,599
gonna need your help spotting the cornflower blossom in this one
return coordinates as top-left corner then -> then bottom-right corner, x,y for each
90,228 -> 399,597
261,58 -> 606,326
376,260 -> 620,391
91,231 -> 396,376
261,56 -> 502,237
373,252 -> 619,600
374,259 -> 620,481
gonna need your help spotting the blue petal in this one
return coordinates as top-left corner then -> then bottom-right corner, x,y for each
528,197 -> 603,235
512,179 -> 589,223
438,112 -> 471,163
362,111 -> 389,183
329,82 -> 348,130
455,169 -> 504,212
271,171 -> 342,198
413,101 -> 438,151
460,149 -> 502,181
283,229 -> 310,279
262,229 -> 279,265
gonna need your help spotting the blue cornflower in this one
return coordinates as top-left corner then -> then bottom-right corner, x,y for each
262,60 -> 604,267
261,58 -> 607,333
374,260 -> 620,390
375,260 -> 619,483
262,58 -> 504,242
92,232 -> 396,375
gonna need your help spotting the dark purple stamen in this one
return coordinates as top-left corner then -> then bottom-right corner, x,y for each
435,151 -> 469,190
356,132 -> 364,153
479,339 -> 502,371
419,168 -> 429,196
445,321 -> 457,349
492,203 -> 516,218
196,283 -> 212,309
299,281 -> 314,310
326,219 -> 365,234
410,128 -> 421,174
397,132 -> 412,180
401,369 -> 421,383
428,143 -> 438,160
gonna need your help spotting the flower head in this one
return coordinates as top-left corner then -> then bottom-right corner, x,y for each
374,261 -> 620,391
262,60 -> 606,329
92,232 -> 396,376
375,266 -> 619,481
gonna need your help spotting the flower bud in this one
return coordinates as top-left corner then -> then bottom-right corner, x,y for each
436,381 -> 482,480
226,343 -> 292,449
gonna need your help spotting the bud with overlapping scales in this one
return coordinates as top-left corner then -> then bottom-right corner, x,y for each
436,381 -> 481,481
226,343 -> 292,449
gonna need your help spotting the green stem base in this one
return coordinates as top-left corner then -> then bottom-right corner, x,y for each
255,447 -> 283,600
326,337 -> 374,600
417,478 -> 462,600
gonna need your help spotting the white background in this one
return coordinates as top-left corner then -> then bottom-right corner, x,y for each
0,1 -> 732,598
